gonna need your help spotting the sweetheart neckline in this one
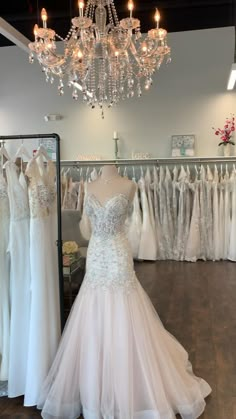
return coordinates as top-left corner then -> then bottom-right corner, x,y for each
87,192 -> 129,208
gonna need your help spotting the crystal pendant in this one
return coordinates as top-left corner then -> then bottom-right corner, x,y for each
72,88 -> 78,100
29,53 -> 34,64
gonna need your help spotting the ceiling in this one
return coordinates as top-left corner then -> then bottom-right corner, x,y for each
0,0 -> 234,47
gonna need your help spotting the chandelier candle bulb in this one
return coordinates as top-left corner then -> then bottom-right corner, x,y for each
113,131 -> 118,139
154,9 -> 160,28
128,0 -> 134,18
33,24 -> 38,37
78,1 -> 84,17
41,8 -> 47,28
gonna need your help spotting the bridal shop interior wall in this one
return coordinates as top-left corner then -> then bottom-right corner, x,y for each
0,26 -> 235,159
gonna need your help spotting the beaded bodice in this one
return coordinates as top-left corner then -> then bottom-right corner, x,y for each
0,173 -> 9,220
5,162 -> 29,221
26,158 -> 57,219
82,193 -> 137,293
85,193 -> 129,238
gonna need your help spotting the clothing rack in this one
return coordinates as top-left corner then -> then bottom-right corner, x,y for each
61,156 -> 236,167
0,133 -> 64,329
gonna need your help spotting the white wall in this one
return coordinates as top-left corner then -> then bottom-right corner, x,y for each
0,26 -> 235,159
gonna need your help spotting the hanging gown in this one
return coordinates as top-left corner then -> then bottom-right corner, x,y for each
138,176 -> 157,260
24,156 -> 61,406
127,179 -> 142,259
176,166 -> 188,261
164,166 -> 174,259
159,166 -> 171,259
172,166 -> 179,261
228,165 -> 236,261
5,161 -> 31,398
151,167 -> 164,260
223,165 -> 231,259
218,166 -> 225,259
212,165 -> 220,261
0,173 -> 10,381
185,170 -> 201,262
205,166 -> 214,260
37,192 -> 211,419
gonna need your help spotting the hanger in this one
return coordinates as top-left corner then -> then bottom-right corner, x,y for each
0,143 -> 10,161
14,141 -> 32,172
33,144 -> 51,161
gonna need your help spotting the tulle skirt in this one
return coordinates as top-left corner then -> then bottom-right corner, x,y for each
37,278 -> 211,419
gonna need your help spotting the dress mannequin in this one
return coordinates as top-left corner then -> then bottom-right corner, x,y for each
87,165 -> 136,204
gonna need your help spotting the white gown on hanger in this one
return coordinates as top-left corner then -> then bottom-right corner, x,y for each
205,166 -> 214,260
228,165 -> 236,261
5,161 -> 31,397
151,167 -> 164,260
185,169 -> 201,263
38,192 -> 211,419
24,156 -> 61,406
0,173 -> 10,381
138,176 -> 157,260
223,166 -> 231,259
127,179 -> 142,259
218,166 -> 225,259
212,165 -> 220,261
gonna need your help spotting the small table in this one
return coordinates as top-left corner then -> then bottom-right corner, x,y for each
63,257 -> 85,306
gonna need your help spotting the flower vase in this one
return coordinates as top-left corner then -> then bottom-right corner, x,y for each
223,143 -> 231,157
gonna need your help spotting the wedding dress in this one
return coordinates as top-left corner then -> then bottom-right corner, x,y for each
24,155 -> 61,406
185,169 -> 201,263
5,161 -> 31,397
212,165 -> 220,261
38,192 -> 211,419
223,166 -> 231,259
127,179 -> 142,259
228,165 -> 236,261
138,176 -> 157,260
0,173 -> 10,381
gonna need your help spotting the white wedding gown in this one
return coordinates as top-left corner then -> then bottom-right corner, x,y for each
5,162 -> 31,397
24,156 -> 61,406
0,173 -> 10,381
38,192 -> 211,419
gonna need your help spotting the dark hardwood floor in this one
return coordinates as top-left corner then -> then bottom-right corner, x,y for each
0,261 -> 235,419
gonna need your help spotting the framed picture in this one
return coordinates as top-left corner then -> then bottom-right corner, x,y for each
171,135 -> 195,157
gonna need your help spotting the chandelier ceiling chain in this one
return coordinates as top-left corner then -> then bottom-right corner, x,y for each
29,0 -> 171,113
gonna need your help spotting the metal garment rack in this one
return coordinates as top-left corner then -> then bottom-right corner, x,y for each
61,156 -> 236,167
0,133 -> 64,329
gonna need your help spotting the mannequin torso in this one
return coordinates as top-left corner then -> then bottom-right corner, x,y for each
87,165 -> 136,205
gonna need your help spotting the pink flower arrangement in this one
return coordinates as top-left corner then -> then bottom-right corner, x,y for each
212,115 -> 235,146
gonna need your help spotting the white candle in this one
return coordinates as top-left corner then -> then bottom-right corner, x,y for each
113,131 -> 118,139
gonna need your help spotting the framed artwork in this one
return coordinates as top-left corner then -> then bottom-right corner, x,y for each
171,135 -> 195,157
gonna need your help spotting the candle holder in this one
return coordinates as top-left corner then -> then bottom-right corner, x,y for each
113,136 -> 119,159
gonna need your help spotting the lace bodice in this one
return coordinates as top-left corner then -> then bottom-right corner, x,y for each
5,162 -> 29,221
26,158 -> 57,219
82,193 -> 137,293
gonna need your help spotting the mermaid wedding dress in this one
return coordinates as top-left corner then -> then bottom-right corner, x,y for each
38,192 -> 211,419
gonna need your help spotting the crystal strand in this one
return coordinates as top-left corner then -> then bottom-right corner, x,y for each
108,69 -> 113,107
107,2 -> 114,27
58,78 -> 64,95
98,58 -> 104,107
90,59 -> 96,108
110,0 -> 119,26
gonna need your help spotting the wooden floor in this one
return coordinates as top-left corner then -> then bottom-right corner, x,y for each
1,261 -> 236,419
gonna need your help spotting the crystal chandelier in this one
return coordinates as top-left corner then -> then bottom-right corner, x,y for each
29,0 -> 171,113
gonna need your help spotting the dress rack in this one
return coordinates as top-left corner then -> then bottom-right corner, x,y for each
61,156 -> 236,167
0,133 -> 64,329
